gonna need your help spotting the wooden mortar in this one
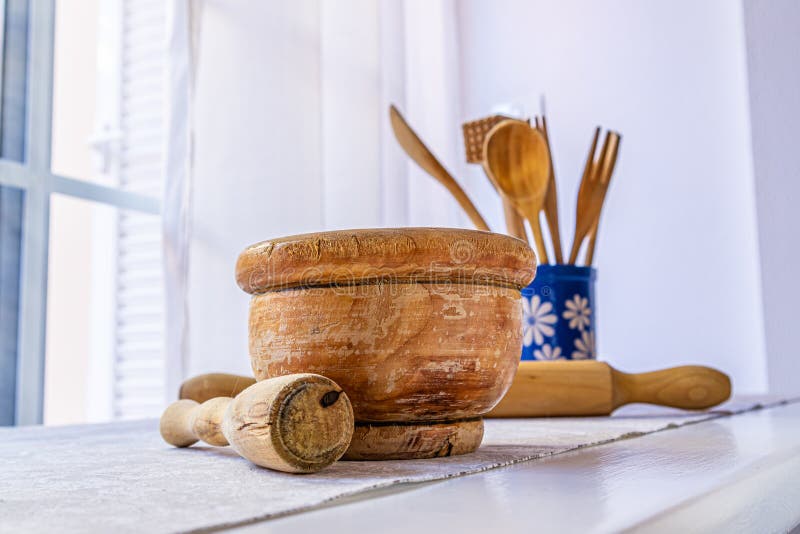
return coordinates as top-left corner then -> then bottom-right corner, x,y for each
236,228 -> 535,460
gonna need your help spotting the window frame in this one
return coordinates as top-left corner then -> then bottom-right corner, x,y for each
0,0 -> 160,425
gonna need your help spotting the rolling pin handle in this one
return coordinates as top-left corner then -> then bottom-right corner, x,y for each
611,365 -> 732,411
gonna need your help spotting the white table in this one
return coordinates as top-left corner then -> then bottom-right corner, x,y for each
5,398 -> 799,533
238,399 -> 800,533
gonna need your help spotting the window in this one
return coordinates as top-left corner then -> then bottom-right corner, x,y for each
0,0 -> 166,425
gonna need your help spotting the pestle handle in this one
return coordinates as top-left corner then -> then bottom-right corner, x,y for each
160,373 -> 355,473
611,365 -> 731,411
160,397 -> 232,448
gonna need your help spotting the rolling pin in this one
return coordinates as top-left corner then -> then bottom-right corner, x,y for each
487,360 -> 731,417
179,372 -> 256,403
177,361 -> 731,420
161,373 -> 354,473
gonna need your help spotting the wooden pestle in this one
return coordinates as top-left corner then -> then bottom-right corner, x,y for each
487,361 -> 731,417
161,373 -> 354,473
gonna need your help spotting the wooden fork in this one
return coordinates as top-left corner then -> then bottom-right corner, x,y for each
568,128 -> 620,265
585,133 -> 621,265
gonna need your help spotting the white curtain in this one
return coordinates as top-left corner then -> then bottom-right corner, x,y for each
163,0 -> 473,382
163,0 -> 202,397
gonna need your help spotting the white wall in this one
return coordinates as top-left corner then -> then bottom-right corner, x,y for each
189,1 -> 324,376
186,0 -> 789,394
187,0 -> 469,376
743,0 -> 800,394
456,0 -> 768,391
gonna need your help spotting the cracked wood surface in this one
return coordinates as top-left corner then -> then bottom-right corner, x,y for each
236,228 -> 536,294
161,374 -> 354,473
249,282 -> 522,422
238,228 -> 535,459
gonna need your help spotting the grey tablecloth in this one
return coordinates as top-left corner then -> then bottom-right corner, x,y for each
0,397 -> 787,534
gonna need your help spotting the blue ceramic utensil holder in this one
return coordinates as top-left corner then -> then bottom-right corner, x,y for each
521,265 -> 597,361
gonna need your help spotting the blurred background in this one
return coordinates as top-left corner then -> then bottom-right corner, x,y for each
0,0 -> 797,426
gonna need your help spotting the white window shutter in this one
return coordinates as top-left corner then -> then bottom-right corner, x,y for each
113,0 -> 167,419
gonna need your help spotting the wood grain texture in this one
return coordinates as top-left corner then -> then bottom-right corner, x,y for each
236,228 -> 535,294
483,121 -> 551,264
161,374 -> 354,473
501,198 -> 529,242
537,115 -> 564,263
159,399 -> 200,448
344,419 -> 484,460
462,115 -> 530,243
611,365 -> 731,410
487,361 -> 731,417
461,115 -> 515,164
389,105 -> 490,231
569,129 -> 620,265
488,360 -> 614,417
249,282 -> 523,422
568,127 -> 601,264
585,132 -> 621,265
179,373 -> 256,403
191,397 -> 230,446
238,228 -> 533,458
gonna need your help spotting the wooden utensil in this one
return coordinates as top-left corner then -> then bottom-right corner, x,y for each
483,120 -> 551,263
179,372 -> 256,403
177,375 -> 484,461
161,373 -> 354,473
535,115 -> 564,263
180,374 -> 253,402
568,127 -> 604,264
462,115 -> 528,242
585,132 -> 621,265
181,358 -> 732,421
487,361 -> 731,418
389,105 -> 490,231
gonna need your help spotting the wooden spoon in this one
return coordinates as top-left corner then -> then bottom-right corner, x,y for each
389,105 -> 490,231
483,120 -> 551,263
461,114 -> 529,242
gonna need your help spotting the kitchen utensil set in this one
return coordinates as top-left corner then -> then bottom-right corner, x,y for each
158,107 -> 729,477
389,104 -> 620,265
478,116 -> 621,267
